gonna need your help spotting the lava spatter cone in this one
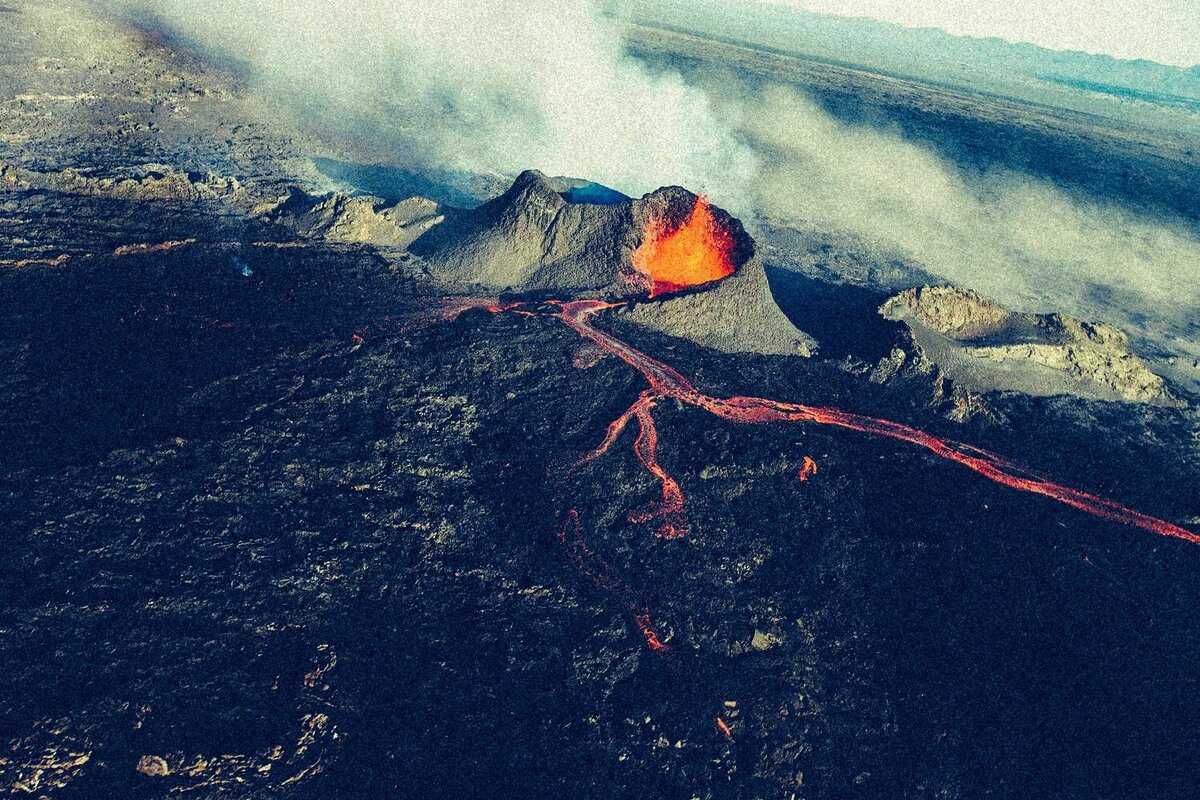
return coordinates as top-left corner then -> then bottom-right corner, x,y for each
622,187 -> 815,356
409,170 -> 815,356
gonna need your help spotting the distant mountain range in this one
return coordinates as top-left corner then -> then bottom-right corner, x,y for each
615,0 -> 1200,134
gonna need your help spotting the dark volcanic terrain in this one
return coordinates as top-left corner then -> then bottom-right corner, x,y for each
2,3 -> 1200,799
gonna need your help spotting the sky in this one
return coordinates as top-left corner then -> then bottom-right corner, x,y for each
752,0 -> 1200,67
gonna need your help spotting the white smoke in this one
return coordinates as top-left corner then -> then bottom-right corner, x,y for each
739,87 -> 1200,326
119,0 -> 756,198
115,0 -> 1200,368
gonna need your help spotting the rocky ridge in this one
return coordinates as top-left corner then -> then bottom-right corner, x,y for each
1,161 -> 246,203
881,285 -> 1179,406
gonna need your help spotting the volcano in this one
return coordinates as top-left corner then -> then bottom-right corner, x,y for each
406,170 -> 815,355
406,168 -> 746,299
3,6 -> 1200,799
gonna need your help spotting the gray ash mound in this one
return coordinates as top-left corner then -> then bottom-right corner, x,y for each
409,169 -> 815,356
881,286 -> 1180,406
266,169 -> 815,357
409,169 -> 636,291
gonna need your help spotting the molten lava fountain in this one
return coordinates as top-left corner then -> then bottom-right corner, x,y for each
633,196 -> 735,297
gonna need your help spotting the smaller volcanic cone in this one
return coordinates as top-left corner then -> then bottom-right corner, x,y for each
633,196 -> 735,297
623,190 -> 816,357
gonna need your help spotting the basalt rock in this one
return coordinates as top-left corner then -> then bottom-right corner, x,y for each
881,285 -> 1180,406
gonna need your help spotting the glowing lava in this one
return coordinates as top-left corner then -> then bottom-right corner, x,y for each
576,390 -> 687,539
429,293 -> 1198,651
556,509 -> 671,652
548,300 -> 1199,546
798,456 -> 818,482
633,196 -> 735,297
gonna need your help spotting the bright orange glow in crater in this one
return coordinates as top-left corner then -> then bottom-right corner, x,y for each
633,196 -> 736,297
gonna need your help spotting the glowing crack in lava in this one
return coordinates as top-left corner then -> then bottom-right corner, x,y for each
428,292 -> 1197,652
632,196 -> 735,297
543,300 -> 1200,546
556,509 -> 671,652
576,390 -> 687,539
716,717 -> 734,740
798,456 -> 818,482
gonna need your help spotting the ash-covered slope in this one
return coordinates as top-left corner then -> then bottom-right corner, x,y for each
619,248 -> 817,357
408,170 -> 814,356
409,169 -> 634,290
881,286 -> 1179,405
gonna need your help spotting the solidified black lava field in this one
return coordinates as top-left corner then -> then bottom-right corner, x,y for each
3,192 -> 1200,799
4,3 -> 1200,797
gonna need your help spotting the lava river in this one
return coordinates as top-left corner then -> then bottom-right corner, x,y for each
502,299 -> 1200,547
434,293 -> 1198,656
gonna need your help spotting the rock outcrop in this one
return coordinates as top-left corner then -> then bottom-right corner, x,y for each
881,286 -> 1179,405
1,161 -> 243,202
253,189 -> 445,249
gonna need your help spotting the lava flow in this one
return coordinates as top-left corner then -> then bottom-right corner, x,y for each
546,299 -> 1200,546
429,288 -> 1197,652
556,509 -> 671,652
798,456 -> 818,482
576,390 -> 687,539
716,717 -> 734,740
632,196 -> 735,297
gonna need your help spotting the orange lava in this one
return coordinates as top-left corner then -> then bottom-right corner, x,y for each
577,391 -> 687,539
798,456 -> 818,482
547,299 -> 1199,546
716,717 -> 734,739
423,294 -> 1199,658
634,612 -> 672,653
633,196 -> 735,297
438,296 -> 520,321
556,509 -> 671,653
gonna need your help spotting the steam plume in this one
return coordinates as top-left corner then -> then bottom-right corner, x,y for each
116,0 -> 1200,368
118,0 -> 755,198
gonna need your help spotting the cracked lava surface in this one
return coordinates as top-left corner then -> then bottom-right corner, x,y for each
431,294 -> 1200,657
453,297 -> 1199,549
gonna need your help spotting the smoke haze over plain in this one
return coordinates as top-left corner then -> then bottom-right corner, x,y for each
738,88 -> 1200,344
751,0 -> 1200,68
115,0 -> 1200,368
